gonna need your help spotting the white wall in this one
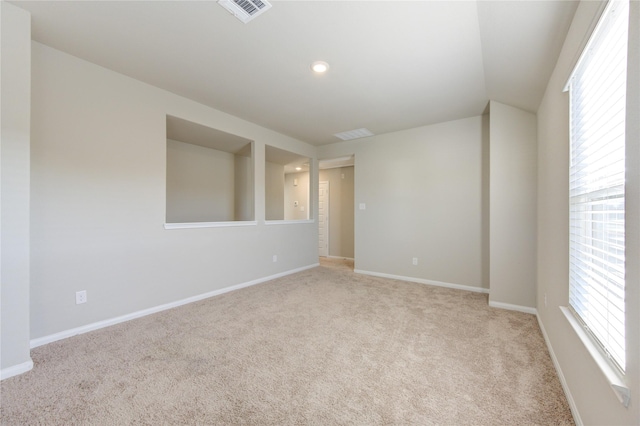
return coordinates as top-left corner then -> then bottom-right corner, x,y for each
166,139 -> 235,222
489,101 -> 537,310
318,116 -> 488,291
0,1 -> 33,377
537,1 -> 639,424
319,166 -> 354,259
29,42 -> 318,341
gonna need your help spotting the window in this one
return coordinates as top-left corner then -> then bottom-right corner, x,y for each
567,0 -> 629,372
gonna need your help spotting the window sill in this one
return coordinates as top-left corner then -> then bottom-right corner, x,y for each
264,219 -> 315,225
164,221 -> 257,230
560,306 -> 630,407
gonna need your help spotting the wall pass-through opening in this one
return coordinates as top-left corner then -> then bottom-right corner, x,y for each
165,115 -> 254,224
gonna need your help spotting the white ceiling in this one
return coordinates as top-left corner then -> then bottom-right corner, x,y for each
13,0 -> 578,146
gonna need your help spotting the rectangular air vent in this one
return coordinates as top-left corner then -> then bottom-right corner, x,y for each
218,0 -> 272,23
334,128 -> 374,141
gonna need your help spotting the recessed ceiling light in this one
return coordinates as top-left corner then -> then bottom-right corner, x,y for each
311,61 -> 330,73
295,167 -> 302,171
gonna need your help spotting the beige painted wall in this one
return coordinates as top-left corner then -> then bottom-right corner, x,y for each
537,1 -> 639,423
28,41 -> 318,341
318,116 -> 487,290
166,139 -> 235,222
234,154 -> 253,221
284,171 -> 309,220
319,166 -> 354,259
0,1 -> 33,375
489,101 -> 537,309
265,161 -> 284,220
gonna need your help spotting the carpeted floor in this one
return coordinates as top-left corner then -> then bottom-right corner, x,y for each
0,258 -> 574,425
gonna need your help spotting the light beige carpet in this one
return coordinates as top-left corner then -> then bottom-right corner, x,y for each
1,258 -> 573,425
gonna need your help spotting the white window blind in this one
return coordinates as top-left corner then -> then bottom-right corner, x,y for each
567,0 -> 629,372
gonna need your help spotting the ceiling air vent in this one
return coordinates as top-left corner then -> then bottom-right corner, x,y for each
334,128 -> 374,141
218,0 -> 272,24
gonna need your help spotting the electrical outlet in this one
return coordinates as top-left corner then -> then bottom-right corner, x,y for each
76,290 -> 87,305
412,257 -> 418,266
273,255 -> 277,263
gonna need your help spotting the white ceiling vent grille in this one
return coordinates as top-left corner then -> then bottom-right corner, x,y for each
334,128 -> 374,141
218,0 -> 272,24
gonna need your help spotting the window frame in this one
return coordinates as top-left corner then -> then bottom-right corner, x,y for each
563,0 -> 631,407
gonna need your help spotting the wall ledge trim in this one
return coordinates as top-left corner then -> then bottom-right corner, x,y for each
164,221 -> 257,230
354,269 -> 489,294
488,300 -> 537,315
560,306 -> 630,408
0,359 -> 34,381
30,263 -> 319,349
264,219 -> 315,225
537,313 -> 583,426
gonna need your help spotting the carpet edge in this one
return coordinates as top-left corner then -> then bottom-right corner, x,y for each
537,313 -> 583,426
354,269 -> 490,294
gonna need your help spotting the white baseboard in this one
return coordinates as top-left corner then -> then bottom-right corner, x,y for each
488,300 -> 537,315
30,263 -> 319,349
1,359 -> 33,380
536,314 -> 583,426
354,269 -> 490,294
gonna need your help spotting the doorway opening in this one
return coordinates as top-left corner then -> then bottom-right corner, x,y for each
318,156 -> 355,269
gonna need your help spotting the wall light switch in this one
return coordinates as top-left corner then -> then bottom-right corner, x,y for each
294,201 -> 299,207
359,203 -> 366,210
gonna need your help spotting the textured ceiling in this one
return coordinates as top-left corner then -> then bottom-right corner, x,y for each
13,0 -> 578,146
